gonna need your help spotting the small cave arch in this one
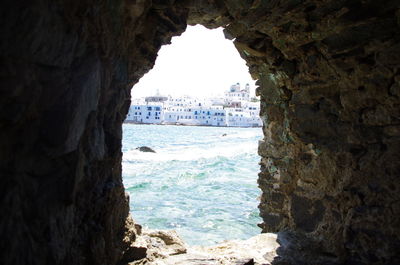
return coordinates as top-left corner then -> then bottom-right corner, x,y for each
0,1 -> 399,265
122,24 -> 263,248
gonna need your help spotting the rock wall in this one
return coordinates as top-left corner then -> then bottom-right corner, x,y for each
224,1 -> 400,264
0,0 -> 399,264
0,1 -> 187,264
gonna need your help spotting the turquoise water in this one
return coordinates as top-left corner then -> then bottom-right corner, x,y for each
122,124 -> 262,245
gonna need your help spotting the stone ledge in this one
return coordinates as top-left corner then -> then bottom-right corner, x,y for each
130,230 -> 279,265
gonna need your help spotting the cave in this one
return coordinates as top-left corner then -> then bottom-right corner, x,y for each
1,1 -> 399,265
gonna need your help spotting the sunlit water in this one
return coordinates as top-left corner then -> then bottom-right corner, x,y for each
122,124 -> 262,245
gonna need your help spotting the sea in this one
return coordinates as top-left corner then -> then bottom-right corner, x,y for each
122,124 -> 263,246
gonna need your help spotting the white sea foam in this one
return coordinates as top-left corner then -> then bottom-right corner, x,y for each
122,124 -> 262,245
220,130 -> 260,140
122,141 -> 257,162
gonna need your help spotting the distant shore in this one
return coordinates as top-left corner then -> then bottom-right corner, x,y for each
123,121 -> 261,128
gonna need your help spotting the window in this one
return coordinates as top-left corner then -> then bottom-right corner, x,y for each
148,112 -> 151,116
147,106 -> 152,111
155,107 -> 161,111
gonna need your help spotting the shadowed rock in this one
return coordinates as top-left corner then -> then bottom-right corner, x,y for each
136,146 -> 156,153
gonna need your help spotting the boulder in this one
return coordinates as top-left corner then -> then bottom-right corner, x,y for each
136,146 -> 156,153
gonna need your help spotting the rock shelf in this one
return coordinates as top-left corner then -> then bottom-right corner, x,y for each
130,229 -> 279,265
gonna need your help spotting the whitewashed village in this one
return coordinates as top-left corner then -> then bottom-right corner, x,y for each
125,83 -> 262,127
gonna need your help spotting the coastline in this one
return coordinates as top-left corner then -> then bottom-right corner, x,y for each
123,121 -> 261,128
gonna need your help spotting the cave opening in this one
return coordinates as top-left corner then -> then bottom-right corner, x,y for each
122,25 -> 263,246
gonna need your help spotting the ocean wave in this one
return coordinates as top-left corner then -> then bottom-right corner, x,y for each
122,124 -> 262,245
122,141 -> 258,162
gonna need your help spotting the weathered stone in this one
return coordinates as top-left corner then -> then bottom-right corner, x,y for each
130,232 -> 279,265
128,229 -> 187,264
273,231 -> 340,265
290,194 -> 325,233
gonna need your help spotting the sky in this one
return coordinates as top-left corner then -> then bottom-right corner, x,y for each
131,25 -> 256,99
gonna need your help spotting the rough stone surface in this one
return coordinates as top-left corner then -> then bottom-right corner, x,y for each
130,231 -> 278,265
129,229 -> 188,264
1,0 -> 400,265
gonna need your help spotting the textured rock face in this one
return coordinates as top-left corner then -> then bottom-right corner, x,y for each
1,0 -> 399,265
0,1 -> 187,264
234,2 -> 400,264
130,229 -> 278,265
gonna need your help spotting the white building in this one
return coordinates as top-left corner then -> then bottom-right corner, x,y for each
224,82 -> 250,103
126,98 -> 164,124
126,104 -> 164,124
191,105 -> 226,126
125,83 -> 261,127
225,107 -> 261,127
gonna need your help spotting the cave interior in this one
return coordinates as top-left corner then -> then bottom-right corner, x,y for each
1,0 -> 399,264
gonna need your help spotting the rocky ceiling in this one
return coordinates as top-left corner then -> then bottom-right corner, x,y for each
1,0 -> 399,264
